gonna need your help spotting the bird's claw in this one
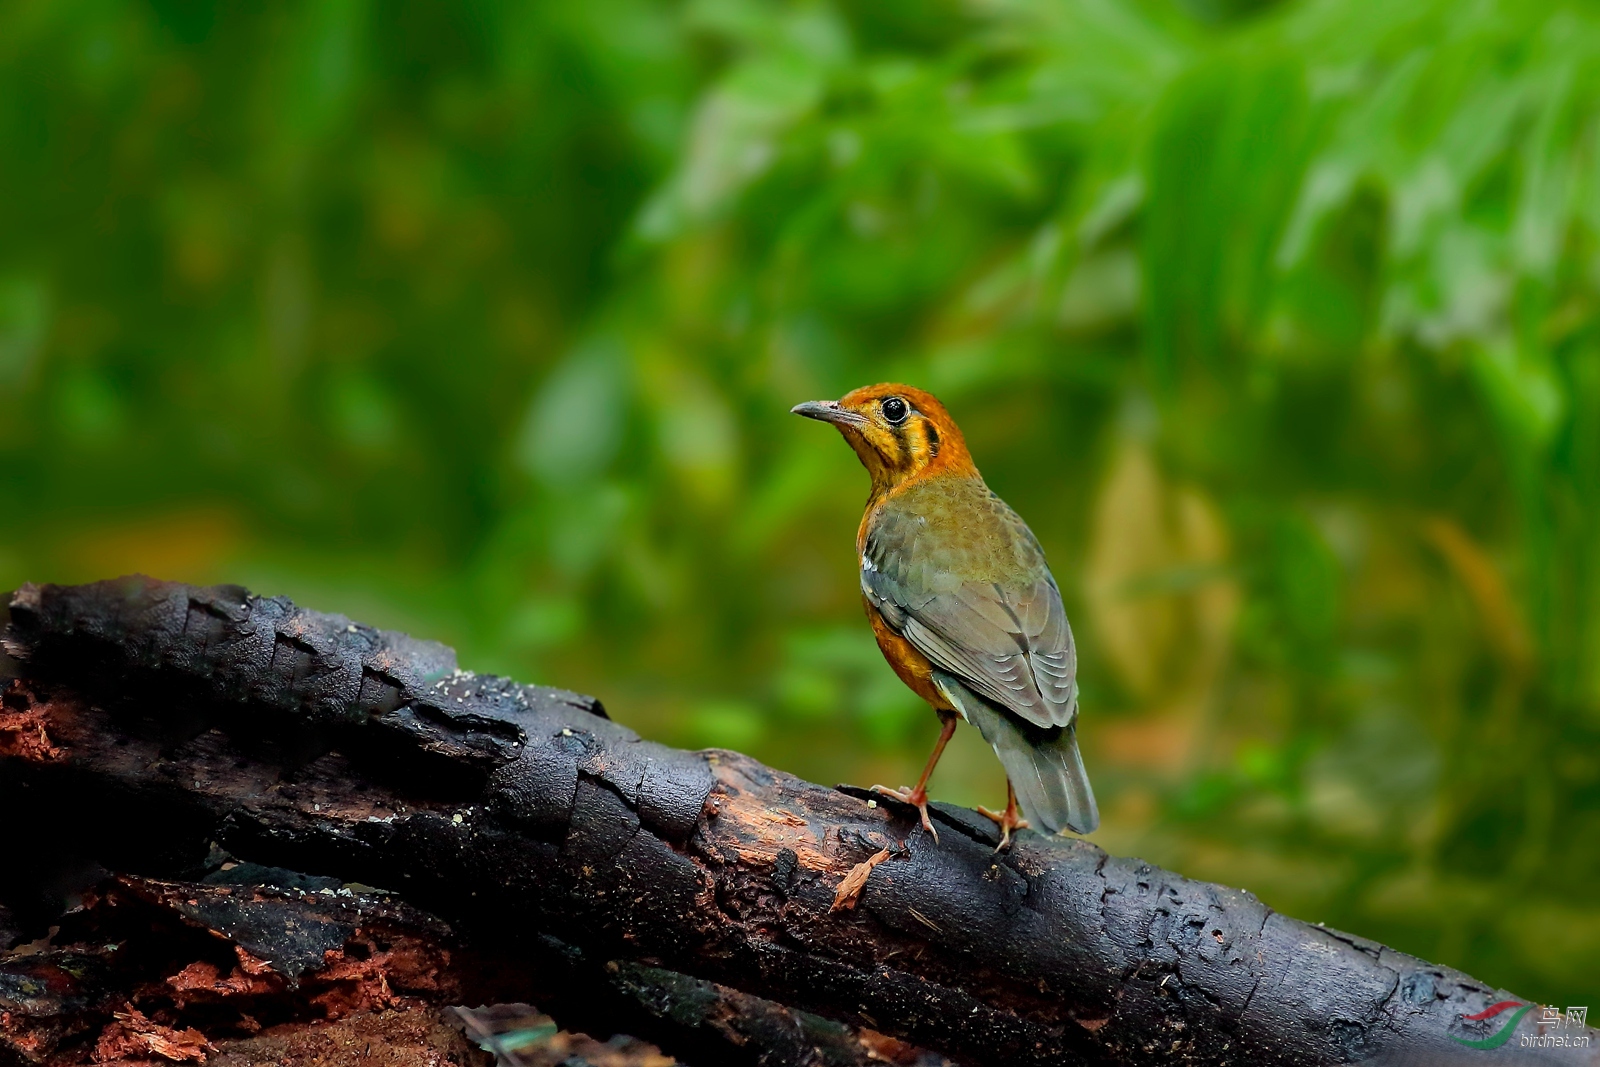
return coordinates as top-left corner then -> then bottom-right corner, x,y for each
977,803 -> 1029,851
870,784 -> 939,844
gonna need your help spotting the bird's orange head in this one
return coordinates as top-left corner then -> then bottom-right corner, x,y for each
792,383 -> 976,499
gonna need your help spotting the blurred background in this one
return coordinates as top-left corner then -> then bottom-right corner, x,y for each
2,0 -> 1597,1007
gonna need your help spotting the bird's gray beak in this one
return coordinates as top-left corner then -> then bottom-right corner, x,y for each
791,400 -> 866,427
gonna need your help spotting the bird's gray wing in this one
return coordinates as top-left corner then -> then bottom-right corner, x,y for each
861,493 -> 1079,730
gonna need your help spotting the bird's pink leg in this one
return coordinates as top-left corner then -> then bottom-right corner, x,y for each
977,779 -> 1030,851
872,711 -> 957,842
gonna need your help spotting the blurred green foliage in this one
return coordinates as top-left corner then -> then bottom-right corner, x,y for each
2,0 -> 1598,1005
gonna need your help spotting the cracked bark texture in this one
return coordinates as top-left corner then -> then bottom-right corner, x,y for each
1,577 -> 1594,1067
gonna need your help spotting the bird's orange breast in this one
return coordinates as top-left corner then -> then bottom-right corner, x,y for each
863,595 -> 954,711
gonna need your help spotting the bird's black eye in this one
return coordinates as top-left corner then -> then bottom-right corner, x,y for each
881,396 -> 909,424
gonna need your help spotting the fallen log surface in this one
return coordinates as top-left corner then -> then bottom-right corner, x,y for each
0,870 -> 492,1066
1,577 -> 1593,1067
0,866 -> 905,1067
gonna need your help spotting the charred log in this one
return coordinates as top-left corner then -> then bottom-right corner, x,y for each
1,577 -> 1592,1067
0,869 -> 918,1067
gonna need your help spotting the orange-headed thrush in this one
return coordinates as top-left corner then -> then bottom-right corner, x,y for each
793,384 -> 1098,846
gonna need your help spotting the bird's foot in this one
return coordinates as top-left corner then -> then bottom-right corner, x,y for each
977,803 -> 1029,851
870,784 -> 939,843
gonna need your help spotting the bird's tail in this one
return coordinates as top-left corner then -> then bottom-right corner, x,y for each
933,670 -> 1099,835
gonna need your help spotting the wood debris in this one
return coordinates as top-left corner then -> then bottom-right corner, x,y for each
831,849 -> 892,912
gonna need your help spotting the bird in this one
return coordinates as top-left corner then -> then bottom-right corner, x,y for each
792,383 -> 1097,848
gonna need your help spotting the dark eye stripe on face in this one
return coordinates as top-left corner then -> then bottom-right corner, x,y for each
889,417 -> 939,470
889,422 -> 913,469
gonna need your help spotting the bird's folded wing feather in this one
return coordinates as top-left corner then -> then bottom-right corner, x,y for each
862,497 -> 1078,730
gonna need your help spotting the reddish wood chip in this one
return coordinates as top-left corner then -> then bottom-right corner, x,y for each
0,704 -> 64,762
830,849 -> 892,913
96,1008 -> 214,1063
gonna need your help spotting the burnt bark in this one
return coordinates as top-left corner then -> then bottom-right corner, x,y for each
0,868 -> 910,1067
0,577 -> 1592,1067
